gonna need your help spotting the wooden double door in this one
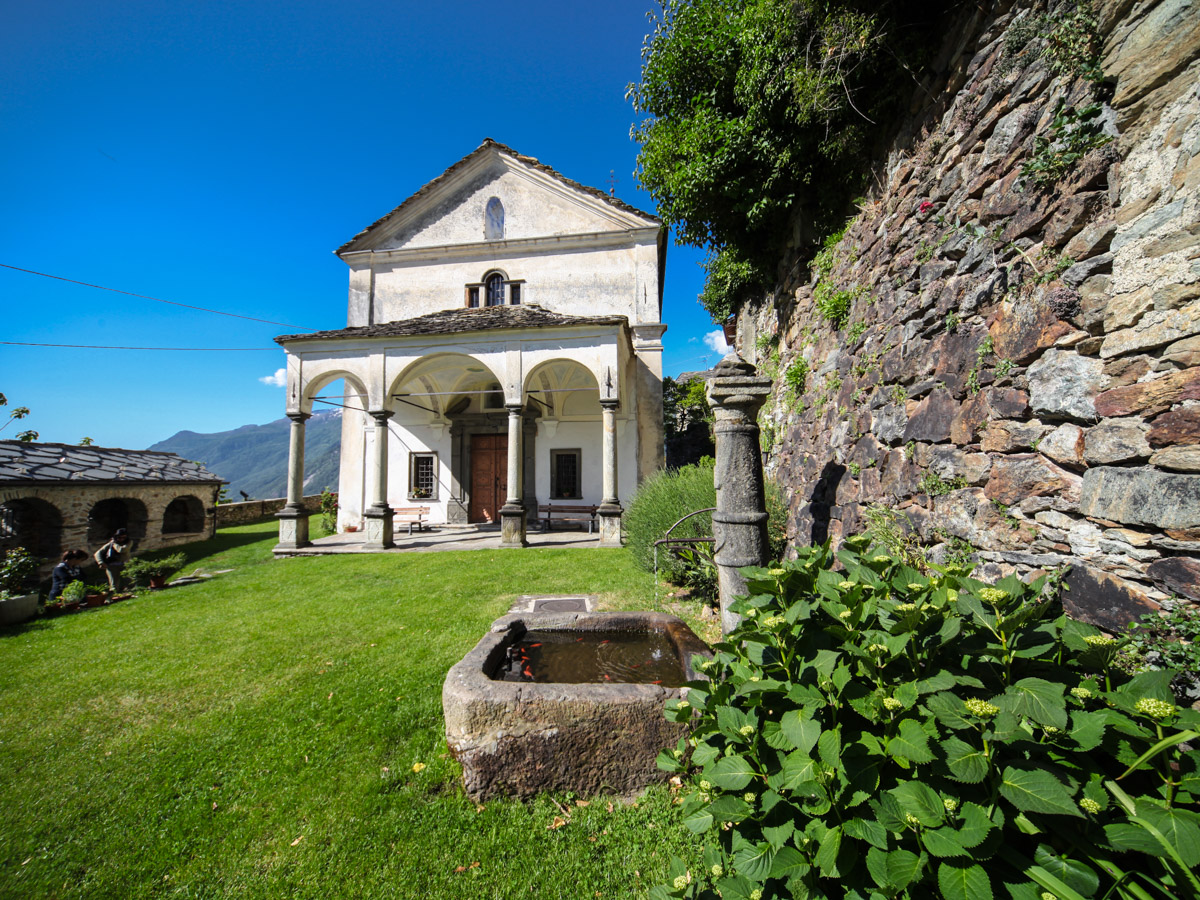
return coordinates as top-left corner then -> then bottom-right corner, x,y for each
468,433 -> 507,523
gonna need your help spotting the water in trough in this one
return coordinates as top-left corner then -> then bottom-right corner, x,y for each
490,629 -> 688,687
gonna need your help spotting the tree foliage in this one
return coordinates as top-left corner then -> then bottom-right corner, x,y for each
629,0 -> 951,319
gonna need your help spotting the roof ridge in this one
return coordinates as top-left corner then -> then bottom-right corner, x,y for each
335,140 -> 658,255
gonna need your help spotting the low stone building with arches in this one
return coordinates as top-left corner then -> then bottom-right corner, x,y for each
274,140 -> 667,550
0,441 -> 224,568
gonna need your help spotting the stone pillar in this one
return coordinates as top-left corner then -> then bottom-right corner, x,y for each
500,403 -> 527,547
275,412 -> 311,551
706,355 -> 772,634
362,409 -> 395,550
597,398 -> 623,546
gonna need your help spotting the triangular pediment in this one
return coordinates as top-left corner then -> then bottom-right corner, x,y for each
337,140 -> 659,256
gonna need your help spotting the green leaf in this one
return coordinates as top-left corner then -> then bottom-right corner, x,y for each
774,752 -> 819,793
944,737 -> 990,783
844,817 -> 889,850
955,802 -> 994,849
891,781 -> 945,827
1032,845 -> 1100,896
656,748 -> 682,772
1138,803 -> 1200,867
928,692 -> 973,730
997,678 -> 1067,729
999,767 -> 1083,818
818,728 -> 842,767
874,794 -> 908,833
708,755 -> 756,791
1068,710 -> 1108,752
889,718 -> 935,764
769,846 -> 808,879
816,825 -> 843,877
937,861 -> 993,900
763,821 -> 795,850
1104,823 -> 1168,858
923,827 -> 968,858
707,794 -> 752,823
732,840 -> 775,882
875,848 -> 922,890
780,709 -> 820,754
683,806 -> 714,834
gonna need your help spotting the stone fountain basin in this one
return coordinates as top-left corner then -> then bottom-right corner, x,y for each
442,610 -> 710,800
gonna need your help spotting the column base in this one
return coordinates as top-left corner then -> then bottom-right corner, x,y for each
274,506 -> 311,551
597,503 -> 623,547
500,504 -> 527,547
362,506 -> 394,551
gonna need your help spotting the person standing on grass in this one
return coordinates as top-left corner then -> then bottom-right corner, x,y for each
94,528 -> 131,592
48,549 -> 88,602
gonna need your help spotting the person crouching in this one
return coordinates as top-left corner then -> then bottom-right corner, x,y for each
94,528 -> 131,592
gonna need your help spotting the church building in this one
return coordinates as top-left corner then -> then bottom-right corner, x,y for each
274,140 -> 667,549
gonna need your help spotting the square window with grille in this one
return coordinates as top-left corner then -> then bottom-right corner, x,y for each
409,453 -> 437,500
550,449 -> 582,500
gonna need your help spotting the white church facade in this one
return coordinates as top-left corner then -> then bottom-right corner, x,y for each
274,140 -> 667,550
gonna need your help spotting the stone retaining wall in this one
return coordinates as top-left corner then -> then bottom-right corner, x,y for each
742,0 -> 1200,628
214,494 -> 328,527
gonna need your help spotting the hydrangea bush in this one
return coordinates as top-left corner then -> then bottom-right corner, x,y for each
654,536 -> 1200,900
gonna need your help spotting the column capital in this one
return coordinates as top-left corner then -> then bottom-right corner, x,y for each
368,409 -> 395,424
599,397 -> 620,412
504,402 -> 524,414
287,411 -> 312,424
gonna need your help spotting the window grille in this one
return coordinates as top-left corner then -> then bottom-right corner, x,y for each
410,453 -> 437,499
550,449 -> 582,500
485,273 -> 505,307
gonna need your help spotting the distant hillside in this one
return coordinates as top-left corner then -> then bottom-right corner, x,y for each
148,410 -> 342,500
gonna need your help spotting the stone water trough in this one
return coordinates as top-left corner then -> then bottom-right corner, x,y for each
443,610 -> 710,800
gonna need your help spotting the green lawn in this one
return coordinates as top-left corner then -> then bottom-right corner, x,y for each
0,520 -> 705,899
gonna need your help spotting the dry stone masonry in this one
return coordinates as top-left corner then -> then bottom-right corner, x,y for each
741,0 -> 1200,629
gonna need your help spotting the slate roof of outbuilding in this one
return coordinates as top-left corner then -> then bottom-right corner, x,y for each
0,441 -> 224,485
335,138 -> 660,255
275,304 -> 629,345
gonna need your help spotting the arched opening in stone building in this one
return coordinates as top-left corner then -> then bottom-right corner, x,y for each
0,498 -> 64,561
87,497 -> 148,548
162,496 -> 205,534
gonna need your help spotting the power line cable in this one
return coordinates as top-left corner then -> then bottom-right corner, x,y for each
0,263 -> 314,330
1,341 -> 274,351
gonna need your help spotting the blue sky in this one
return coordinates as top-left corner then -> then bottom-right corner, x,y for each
0,0 -> 728,450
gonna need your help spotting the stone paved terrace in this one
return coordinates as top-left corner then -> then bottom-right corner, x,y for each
274,524 -> 606,556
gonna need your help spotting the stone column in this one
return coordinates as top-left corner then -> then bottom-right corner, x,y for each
500,403 -> 527,547
597,398 -> 623,546
362,409 -> 395,550
706,355 -> 773,634
275,412 -> 311,551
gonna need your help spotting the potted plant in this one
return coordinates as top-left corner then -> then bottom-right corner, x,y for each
124,552 -> 187,590
0,546 -> 41,625
56,579 -> 89,613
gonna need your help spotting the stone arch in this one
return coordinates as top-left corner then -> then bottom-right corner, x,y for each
162,495 -> 205,534
0,496 -> 64,560
87,497 -> 148,548
390,353 -> 504,418
524,359 -> 601,418
300,368 -> 369,415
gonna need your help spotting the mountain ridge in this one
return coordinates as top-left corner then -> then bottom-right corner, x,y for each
148,409 -> 342,500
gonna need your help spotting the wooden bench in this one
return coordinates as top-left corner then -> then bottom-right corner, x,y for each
537,504 -> 599,533
392,506 -> 430,535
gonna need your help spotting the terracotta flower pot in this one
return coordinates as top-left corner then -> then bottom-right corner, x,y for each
85,594 -> 107,608
149,576 -> 167,590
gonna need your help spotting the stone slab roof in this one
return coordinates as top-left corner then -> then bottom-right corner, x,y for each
275,305 -> 629,345
336,139 -> 659,255
0,441 -> 224,485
